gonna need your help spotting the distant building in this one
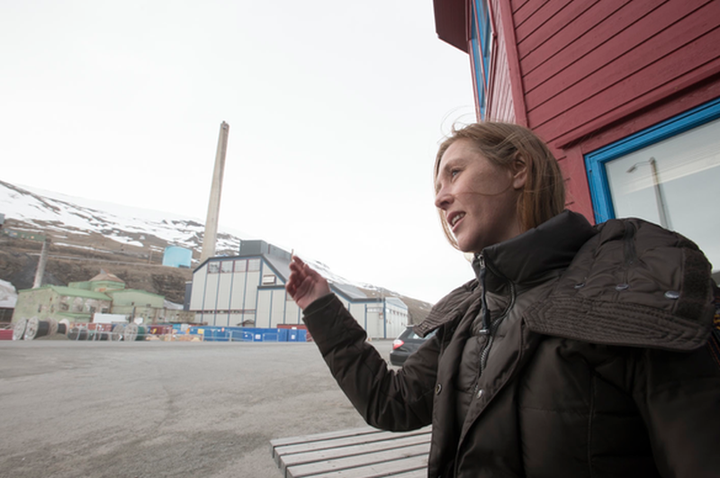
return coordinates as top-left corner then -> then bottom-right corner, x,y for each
162,246 -> 192,268
13,286 -> 112,323
434,0 -> 720,281
188,240 -> 411,339
0,279 -> 19,323
12,270 -> 184,324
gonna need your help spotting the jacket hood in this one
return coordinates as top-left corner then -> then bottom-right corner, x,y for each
525,217 -> 714,351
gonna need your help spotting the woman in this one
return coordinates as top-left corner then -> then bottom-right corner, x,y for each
286,122 -> 720,478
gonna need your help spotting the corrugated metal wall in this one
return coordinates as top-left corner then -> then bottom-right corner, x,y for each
190,258 -> 408,338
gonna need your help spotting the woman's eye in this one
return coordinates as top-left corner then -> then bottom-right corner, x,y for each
451,169 -> 460,178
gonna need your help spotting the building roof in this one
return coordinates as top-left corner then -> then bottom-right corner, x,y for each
105,289 -> 165,299
89,271 -> 125,283
332,283 -> 369,300
42,286 -> 112,301
433,0 -> 469,52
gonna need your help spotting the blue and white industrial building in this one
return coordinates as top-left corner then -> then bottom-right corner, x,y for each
188,240 -> 411,339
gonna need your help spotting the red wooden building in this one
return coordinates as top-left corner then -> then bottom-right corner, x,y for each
434,0 -> 720,280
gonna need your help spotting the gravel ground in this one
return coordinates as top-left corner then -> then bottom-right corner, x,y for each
0,338 -> 396,478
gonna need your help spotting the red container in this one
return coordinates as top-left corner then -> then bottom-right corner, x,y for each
149,325 -> 174,335
0,329 -> 12,340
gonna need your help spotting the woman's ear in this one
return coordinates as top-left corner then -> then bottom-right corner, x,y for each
511,154 -> 528,190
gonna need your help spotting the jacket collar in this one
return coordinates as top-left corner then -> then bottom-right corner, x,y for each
416,210 -> 596,336
473,210 -> 596,293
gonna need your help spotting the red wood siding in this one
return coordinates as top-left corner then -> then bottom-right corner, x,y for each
519,0 -> 720,142
508,0 -> 720,221
431,0 -> 720,223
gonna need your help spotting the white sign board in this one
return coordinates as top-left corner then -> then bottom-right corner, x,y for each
93,313 -> 128,324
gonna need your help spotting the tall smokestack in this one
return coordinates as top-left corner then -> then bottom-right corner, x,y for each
200,121 -> 230,263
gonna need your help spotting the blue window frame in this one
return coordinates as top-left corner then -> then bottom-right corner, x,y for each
585,97 -> 720,224
471,0 -> 492,119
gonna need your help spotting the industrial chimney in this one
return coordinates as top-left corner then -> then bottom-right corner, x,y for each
200,121 -> 229,263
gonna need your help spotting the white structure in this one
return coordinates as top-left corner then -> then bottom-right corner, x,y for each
188,240 -> 409,339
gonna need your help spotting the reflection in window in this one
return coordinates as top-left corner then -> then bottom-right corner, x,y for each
221,261 -> 233,273
208,262 -> 220,273
471,0 -> 493,119
604,117 -> 720,274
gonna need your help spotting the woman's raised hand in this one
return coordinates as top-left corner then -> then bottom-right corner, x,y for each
286,255 -> 332,310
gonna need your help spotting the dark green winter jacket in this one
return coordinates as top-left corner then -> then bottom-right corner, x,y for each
303,210 -> 720,478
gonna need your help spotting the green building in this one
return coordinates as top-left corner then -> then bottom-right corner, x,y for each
13,286 -> 112,323
12,271 -> 182,325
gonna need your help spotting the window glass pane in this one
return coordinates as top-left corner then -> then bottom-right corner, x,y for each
234,259 -> 247,272
221,261 -> 233,273
605,117 -> 720,273
208,262 -> 220,273
248,259 -> 260,272
471,0 -> 490,118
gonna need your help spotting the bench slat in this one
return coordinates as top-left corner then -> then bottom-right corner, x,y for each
287,443 -> 430,478
280,434 -> 431,469
272,426 -> 432,478
275,428 -> 430,460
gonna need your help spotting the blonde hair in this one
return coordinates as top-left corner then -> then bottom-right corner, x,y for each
434,122 -> 565,248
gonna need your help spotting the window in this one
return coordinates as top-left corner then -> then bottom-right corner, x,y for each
208,262 -> 220,273
234,259 -> 247,272
221,261 -> 234,273
262,274 -> 277,285
585,98 -> 720,277
471,0 -> 493,119
248,259 -> 261,272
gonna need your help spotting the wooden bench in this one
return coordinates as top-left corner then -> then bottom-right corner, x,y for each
270,425 -> 432,478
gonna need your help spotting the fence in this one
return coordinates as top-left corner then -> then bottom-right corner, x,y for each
6,318 -> 310,343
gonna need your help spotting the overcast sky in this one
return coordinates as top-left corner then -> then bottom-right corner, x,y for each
1,1 -> 479,303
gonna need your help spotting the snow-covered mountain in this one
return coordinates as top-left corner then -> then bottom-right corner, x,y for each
0,180 -> 394,295
0,180 -> 241,256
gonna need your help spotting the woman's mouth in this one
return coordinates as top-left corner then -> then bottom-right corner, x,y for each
449,212 -> 465,231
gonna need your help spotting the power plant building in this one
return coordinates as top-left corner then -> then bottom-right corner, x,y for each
188,240 -> 410,339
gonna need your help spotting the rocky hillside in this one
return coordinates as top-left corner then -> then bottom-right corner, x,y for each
0,181 -> 433,323
0,224 -> 194,304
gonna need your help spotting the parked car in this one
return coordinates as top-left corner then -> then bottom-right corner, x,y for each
389,326 -> 436,366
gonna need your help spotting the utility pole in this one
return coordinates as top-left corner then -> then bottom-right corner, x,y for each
33,238 -> 50,288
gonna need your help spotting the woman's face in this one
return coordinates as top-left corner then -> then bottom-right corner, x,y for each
435,139 -> 526,253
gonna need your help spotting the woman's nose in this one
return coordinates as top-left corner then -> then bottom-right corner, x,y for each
435,187 -> 452,209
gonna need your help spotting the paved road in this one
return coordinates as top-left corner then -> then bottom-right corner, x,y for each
0,338 -> 396,478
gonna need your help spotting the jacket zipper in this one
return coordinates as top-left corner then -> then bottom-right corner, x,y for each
620,222 -> 637,287
472,253 -> 516,398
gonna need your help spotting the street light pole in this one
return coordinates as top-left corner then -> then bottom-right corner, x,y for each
626,157 -> 672,230
648,157 -> 671,230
